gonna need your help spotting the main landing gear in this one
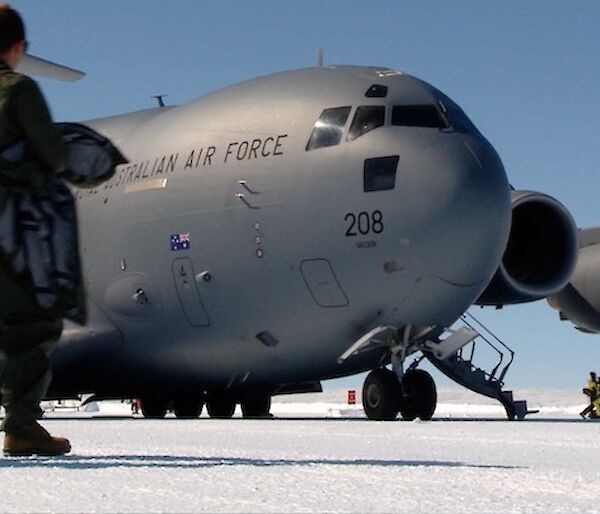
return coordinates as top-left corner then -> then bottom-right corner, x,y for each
173,396 -> 204,419
240,393 -> 272,418
140,394 -> 205,419
139,392 -> 272,419
140,395 -> 170,419
362,367 -> 437,421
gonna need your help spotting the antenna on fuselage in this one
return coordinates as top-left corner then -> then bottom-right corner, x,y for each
153,94 -> 167,107
317,49 -> 324,67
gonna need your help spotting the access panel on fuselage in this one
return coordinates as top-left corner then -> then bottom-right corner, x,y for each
172,257 -> 210,326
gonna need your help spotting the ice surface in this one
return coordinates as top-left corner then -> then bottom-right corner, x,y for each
0,388 -> 597,513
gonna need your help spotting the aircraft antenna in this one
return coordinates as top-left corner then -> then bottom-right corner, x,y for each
153,95 -> 167,107
317,49 -> 324,67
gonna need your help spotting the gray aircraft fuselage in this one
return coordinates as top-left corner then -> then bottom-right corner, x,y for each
50,66 -> 516,398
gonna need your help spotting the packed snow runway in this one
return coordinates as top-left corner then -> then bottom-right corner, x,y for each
0,422 -> 597,512
1,389 -> 598,513
0,418 -> 598,513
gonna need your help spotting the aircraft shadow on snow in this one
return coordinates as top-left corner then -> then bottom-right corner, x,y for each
0,454 -> 524,471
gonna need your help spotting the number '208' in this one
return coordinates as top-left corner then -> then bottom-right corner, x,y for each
344,210 -> 384,237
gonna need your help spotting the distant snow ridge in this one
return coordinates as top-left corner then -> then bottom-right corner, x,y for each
271,387 -> 585,419
20,387 -> 586,420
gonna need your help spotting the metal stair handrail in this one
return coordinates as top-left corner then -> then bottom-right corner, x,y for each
459,316 -> 504,385
462,311 -> 515,385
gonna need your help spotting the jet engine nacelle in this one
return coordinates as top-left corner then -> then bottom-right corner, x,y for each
476,190 -> 577,306
547,229 -> 600,333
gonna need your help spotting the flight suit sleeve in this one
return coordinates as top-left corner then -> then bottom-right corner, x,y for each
11,77 -> 67,176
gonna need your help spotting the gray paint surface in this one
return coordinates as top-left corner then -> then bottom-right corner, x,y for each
41,65 -> 572,398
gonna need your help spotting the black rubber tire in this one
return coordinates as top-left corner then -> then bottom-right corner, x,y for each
173,397 -> 203,419
362,368 -> 401,421
399,369 -> 437,421
206,394 -> 236,418
140,395 -> 169,419
241,394 -> 272,418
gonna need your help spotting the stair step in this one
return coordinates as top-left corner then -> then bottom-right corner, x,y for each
424,318 -> 533,420
472,368 -> 486,381
512,400 -> 529,421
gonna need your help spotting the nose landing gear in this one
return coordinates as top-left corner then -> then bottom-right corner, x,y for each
362,368 -> 401,421
340,324 -> 441,421
361,367 -> 437,421
340,323 -> 477,421
397,368 -> 437,421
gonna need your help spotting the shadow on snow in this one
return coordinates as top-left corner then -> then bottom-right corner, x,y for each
0,454 -> 524,470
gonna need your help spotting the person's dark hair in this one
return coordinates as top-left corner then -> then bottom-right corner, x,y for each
0,4 -> 25,53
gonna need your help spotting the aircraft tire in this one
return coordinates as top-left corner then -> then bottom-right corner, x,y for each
399,369 -> 437,421
206,394 -> 236,418
173,397 -> 204,419
140,396 -> 170,419
362,368 -> 401,421
241,394 -> 272,418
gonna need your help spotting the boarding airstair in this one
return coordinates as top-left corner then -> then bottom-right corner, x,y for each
424,312 -> 536,420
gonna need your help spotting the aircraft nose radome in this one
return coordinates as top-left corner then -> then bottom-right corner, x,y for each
404,136 -> 511,288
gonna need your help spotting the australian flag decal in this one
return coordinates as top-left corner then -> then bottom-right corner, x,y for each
170,233 -> 191,251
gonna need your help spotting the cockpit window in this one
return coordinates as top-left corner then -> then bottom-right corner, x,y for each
306,106 -> 351,151
436,93 -> 481,135
348,106 -> 385,141
391,105 -> 450,129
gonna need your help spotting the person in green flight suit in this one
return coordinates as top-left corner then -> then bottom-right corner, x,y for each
580,372 -> 598,419
0,4 -> 71,456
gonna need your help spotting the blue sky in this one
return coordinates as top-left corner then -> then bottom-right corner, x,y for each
9,1 -> 600,390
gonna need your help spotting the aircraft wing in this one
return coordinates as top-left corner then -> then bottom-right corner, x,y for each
16,53 -> 85,82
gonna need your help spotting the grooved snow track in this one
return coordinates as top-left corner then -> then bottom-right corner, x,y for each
0,415 -> 597,513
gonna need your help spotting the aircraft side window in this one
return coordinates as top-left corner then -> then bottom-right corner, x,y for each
348,106 -> 385,141
364,155 -> 399,192
306,106 -> 352,151
436,95 -> 481,135
391,105 -> 450,129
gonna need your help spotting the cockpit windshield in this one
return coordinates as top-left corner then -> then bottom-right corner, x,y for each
348,106 -> 385,141
391,105 -> 449,129
306,106 -> 351,151
305,95 -> 481,151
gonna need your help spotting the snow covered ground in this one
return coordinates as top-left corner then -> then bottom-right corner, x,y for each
1,388 -> 598,513
268,387 -> 586,419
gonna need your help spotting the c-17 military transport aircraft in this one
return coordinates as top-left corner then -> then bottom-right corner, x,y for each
9,55 -> 578,421
549,228 -> 600,335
